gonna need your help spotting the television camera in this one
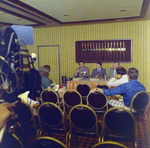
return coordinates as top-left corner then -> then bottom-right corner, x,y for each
0,26 -> 41,147
0,26 -> 41,102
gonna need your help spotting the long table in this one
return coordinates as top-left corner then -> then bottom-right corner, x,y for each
66,79 -> 108,90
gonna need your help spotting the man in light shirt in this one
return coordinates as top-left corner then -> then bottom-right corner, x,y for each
107,66 -> 128,86
108,62 -> 120,79
74,61 -> 89,78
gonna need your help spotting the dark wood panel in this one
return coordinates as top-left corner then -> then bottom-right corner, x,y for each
75,39 -> 132,63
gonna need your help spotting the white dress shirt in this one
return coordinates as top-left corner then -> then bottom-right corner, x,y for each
107,74 -> 128,86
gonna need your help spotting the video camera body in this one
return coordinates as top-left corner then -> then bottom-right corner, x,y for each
0,26 -> 41,102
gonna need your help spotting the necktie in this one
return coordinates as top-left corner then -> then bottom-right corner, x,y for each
114,70 -> 116,76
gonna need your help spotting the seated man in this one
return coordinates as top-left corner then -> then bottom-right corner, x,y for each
91,62 -> 106,79
74,61 -> 89,78
98,68 -> 146,109
108,61 -> 119,79
107,66 -> 128,86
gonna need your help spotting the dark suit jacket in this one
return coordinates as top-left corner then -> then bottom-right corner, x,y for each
74,66 -> 90,78
91,68 -> 106,78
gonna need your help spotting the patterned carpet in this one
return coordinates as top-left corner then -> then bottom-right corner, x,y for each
28,114 -> 150,148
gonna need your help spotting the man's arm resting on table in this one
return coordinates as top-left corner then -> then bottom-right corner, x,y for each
103,84 -> 126,96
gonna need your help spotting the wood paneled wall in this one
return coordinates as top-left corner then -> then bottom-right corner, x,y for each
27,20 -> 150,91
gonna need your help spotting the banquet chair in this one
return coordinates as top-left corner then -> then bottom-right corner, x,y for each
5,101 -> 35,148
100,107 -> 137,147
96,84 -> 109,89
130,91 -> 150,135
76,83 -> 91,104
87,90 -> 108,116
0,132 -> 24,148
14,101 -> 37,130
62,89 -> 82,115
37,102 -> 68,138
40,89 -> 60,106
92,141 -> 128,148
67,104 -> 102,148
32,136 -> 67,148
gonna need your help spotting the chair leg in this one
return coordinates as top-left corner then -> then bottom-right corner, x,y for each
145,114 -> 150,135
66,131 -> 71,148
74,134 -> 78,147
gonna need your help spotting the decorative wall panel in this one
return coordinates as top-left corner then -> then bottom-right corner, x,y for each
76,39 -> 132,63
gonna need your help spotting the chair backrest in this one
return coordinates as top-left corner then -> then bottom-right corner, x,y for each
69,104 -> 98,136
96,84 -> 109,89
130,91 -> 149,112
63,89 -> 82,107
1,133 -> 24,148
87,91 -> 108,111
76,83 -> 91,97
92,141 -> 128,148
15,101 -> 36,129
103,107 -> 135,135
40,89 -> 60,105
38,102 -> 65,130
32,136 -> 67,148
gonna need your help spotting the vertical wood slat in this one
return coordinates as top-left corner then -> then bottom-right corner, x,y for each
27,20 -> 150,91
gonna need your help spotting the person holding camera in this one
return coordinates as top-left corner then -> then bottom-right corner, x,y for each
0,102 -> 16,130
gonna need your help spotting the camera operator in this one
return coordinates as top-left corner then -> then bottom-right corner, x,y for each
0,102 -> 16,130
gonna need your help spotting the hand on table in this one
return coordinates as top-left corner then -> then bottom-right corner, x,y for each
94,75 -> 99,78
114,74 -> 122,79
51,83 -> 56,86
89,88 -> 103,94
81,71 -> 84,75
0,102 -> 16,130
76,70 -> 79,74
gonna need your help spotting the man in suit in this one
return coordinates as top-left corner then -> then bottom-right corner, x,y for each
74,61 -> 89,78
108,62 -> 120,79
91,62 -> 106,78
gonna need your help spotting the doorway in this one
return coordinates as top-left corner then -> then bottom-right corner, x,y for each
38,45 -> 60,84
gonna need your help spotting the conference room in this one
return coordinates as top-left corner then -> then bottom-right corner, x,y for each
0,0 -> 150,147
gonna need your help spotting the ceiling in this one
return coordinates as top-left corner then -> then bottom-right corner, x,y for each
0,0 -> 150,28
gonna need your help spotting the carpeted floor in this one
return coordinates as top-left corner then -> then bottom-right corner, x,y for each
28,115 -> 150,148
